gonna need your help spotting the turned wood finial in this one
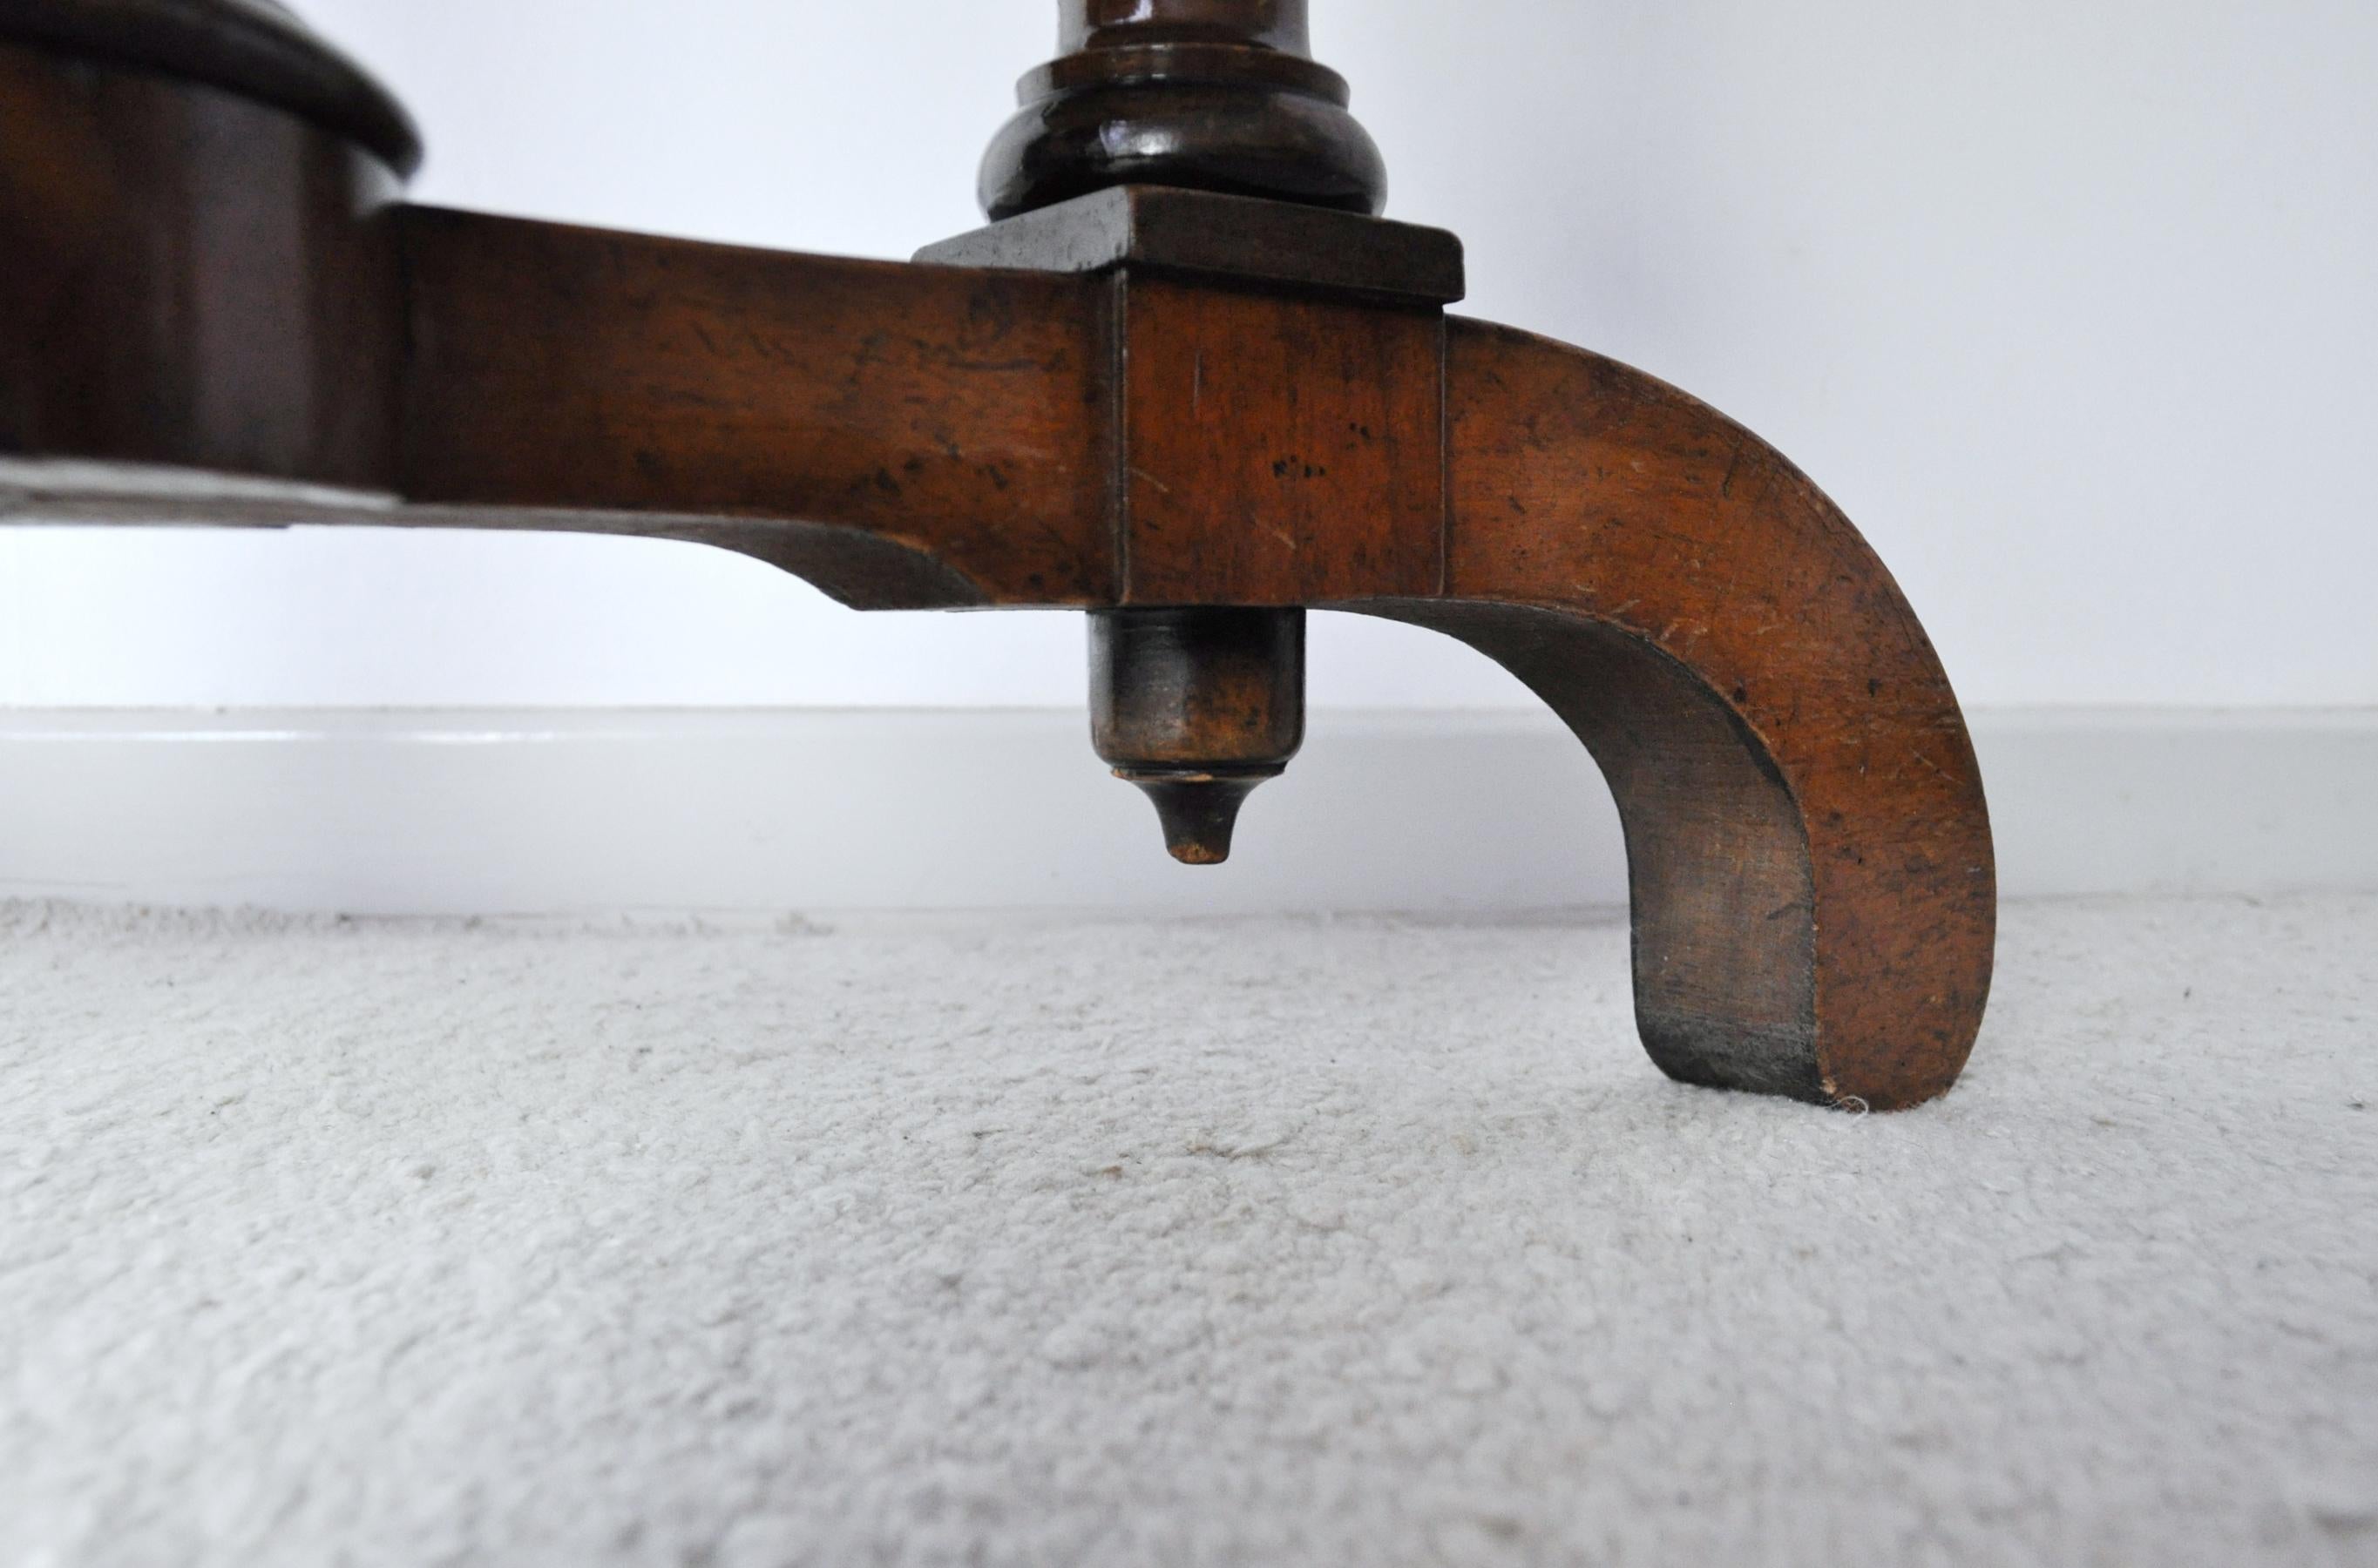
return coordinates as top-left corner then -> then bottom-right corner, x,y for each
979,0 -> 1385,219
972,3 -> 1389,864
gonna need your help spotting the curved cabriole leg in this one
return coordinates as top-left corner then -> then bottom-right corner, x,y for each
1361,321 -> 1995,1111
1359,601 -> 1833,1099
0,21 -> 1992,1107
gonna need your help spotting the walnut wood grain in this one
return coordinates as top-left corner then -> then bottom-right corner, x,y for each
1116,275 -> 1442,605
1350,321 -> 1997,1109
398,207 -> 1114,609
0,28 -> 1996,1107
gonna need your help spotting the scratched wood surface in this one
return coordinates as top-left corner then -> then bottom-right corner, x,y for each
1359,321 -> 1997,1108
400,208 -> 1114,609
1116,276 -> 1442,605
0,33 -> 1995,1107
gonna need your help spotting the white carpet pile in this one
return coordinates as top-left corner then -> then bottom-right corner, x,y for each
3,894 -> 2375,1566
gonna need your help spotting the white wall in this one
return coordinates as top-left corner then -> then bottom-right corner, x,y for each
3,0 -> 2373,710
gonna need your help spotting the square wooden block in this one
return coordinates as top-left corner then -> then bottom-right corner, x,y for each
1115,275 -> 1446,605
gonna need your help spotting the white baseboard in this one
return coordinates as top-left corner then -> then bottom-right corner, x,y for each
0,707 -> 2370,915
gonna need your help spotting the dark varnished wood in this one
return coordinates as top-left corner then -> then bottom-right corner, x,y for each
980,0 -> 1385,220
0,39 -> 402,488
1116,275 -> 1443,605
398,207 -> 1113,610
1061,0 -> 1310,53
1090,605 -> 1304,863
0,0 -> 419,172
948,49 -> 1446,856
0,6 -> 1996,1107
918,185 -> 1464,307
1354,321 -> 1997,1108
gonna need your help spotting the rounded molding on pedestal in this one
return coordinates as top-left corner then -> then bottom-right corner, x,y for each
0,0 -> 420,173
979,0 -> 1385,220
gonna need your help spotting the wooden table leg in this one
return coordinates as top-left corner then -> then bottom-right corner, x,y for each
0,4 -> 1997,1111
1348,322 -> 1995,1109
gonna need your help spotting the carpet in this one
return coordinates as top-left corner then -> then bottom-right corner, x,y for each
3,894 -> 2375,1566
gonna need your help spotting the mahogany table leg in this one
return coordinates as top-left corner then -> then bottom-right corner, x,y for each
0,0 -> 1998,1109
1350,323 -> 1995,1109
